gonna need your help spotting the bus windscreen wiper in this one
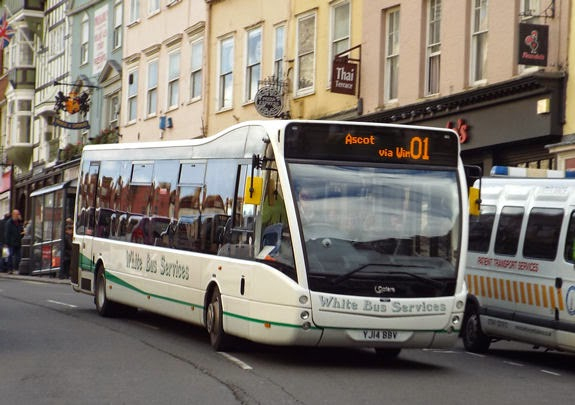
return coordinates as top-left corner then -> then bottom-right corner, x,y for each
331,262 -> 432,285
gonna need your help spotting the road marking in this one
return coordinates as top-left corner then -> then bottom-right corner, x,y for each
465,352 -> 486,358
47,299 -> 78,308
541,369 -> 560,376
219,352 -> 253,370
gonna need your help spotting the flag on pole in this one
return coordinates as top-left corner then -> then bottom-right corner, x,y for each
0,12 -> 15,50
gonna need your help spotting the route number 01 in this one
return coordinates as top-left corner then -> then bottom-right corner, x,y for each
410,136 -> 430,160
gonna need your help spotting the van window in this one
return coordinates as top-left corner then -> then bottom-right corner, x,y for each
468,205 -> 496,253
564,211 -> 575,263
494,206 -> 523,256
523,208 -> 563,260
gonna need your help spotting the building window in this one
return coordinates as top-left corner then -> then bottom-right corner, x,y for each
296,12 -> 316,95
425,0 -> 441,96
113,2 -> 122,49
8,99 -> 32,144
330,1 -> 350,81
127,70 -> 138,123
273,25 -> 285,79
129,0 -> 139,24
167,51 -> 180,109
108,93 -> 119,128
147,60 -> 158,116
190,38 -> 203,101
81,15 -> 89,65
521,0 -> 540,19
470,0 -> 488,84
245,27 -> 262,102
385,8 -> 400,102
148,0 -> 160,15
218,36 -> 234,110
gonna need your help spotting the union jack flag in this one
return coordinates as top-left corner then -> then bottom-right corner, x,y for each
0,12 -> 14,50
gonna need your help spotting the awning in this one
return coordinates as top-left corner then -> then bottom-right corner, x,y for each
30,180 -> 76,198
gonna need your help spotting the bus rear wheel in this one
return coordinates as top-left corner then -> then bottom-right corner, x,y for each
462,306 -> 491,353
206,286 -> 232,351
95,267 -> 116,317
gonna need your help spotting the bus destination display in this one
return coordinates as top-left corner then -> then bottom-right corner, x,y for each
284,122 -> 459,166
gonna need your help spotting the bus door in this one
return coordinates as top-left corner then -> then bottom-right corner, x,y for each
76,162 -> 100,291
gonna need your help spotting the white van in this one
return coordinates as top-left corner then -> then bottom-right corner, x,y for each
463,166 -> 575,353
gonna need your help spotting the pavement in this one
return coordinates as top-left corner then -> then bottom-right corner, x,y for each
0,271 -> 70,284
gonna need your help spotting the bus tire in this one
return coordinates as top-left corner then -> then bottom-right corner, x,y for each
374,348 -> 401,359
95,266 -> 119,317
206,286 -> 232,351
462,306 -> 491,353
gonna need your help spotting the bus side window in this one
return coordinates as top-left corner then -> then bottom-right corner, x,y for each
564,211 -> 575,263
494,206 -> 524,256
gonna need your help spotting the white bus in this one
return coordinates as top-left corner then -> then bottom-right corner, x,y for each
70,120 -> 469,357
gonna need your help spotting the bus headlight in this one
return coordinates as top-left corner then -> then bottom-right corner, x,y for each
452,315 -> 460,325
456,300 -> 465,310
300,311 -> 310,320
299,295 -> 308,304
302,322 -> 311,330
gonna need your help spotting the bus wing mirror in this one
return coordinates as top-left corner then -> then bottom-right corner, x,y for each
469,187 -> 481,216
244,176 -> 263,205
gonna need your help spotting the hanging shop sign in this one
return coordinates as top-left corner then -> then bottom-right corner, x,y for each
518,23 -> 548,66
254,85 -> 284,118
331,57 -> 358,95
54,80 -> 91,129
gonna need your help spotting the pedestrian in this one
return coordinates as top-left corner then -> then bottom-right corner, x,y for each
59,223 -> 73,279
0,213 -> 8,272
5,209 -> 24,274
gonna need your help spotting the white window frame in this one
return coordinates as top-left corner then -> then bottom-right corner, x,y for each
81,15 -> 89,65
129,0 -> 140,24
521,0 -> 540,19
218,36 -> 234,111
107,93 -> 120,128
425,0 -> 441,96
167,50 -> 181,110
470,0 -> 488,85
127,69 -> 138,123
147,59 -> 159,116
245,26 -> 262,103
273,25 -> 285,79
329,1 -> 350,83
190,38 -> 203,101
148,0 -> 160,16
295,11 -> 316,96
113,2 -> 122,49
385,8 -> 400,102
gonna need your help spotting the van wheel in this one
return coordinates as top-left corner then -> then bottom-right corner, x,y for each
462,307 -> 491,353
206,287 -> 232,351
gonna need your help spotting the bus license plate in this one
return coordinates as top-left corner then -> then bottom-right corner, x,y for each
360,330 -> 400,341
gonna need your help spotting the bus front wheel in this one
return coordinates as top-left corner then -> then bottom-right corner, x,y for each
206,287 -> 232,351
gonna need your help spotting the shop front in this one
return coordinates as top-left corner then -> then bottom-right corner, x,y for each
29,180 -> 76,276
356,72 -> 565,175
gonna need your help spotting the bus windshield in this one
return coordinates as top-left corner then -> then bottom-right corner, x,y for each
289,163 -> 461,298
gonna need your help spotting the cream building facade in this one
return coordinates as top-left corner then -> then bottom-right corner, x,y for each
121,0 -> 207,142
